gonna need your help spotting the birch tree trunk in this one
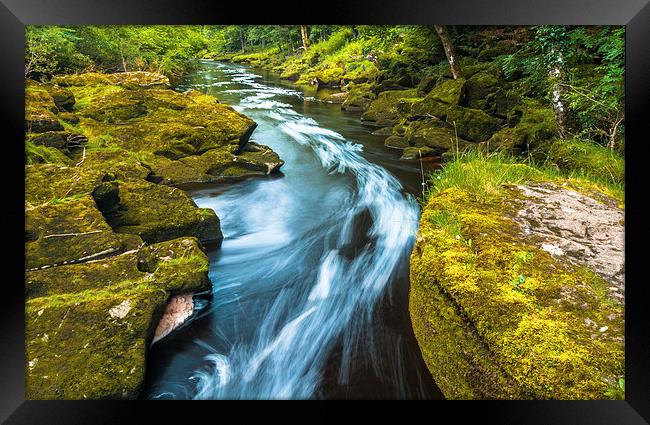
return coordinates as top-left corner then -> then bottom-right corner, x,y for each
300,25 -> 309,51
549,48 -> 568,138
434,25 -> 460,80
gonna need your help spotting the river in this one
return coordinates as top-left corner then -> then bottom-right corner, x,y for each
141,60 -> 443,399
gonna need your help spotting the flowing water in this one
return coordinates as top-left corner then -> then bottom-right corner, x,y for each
141,61 -> 443,399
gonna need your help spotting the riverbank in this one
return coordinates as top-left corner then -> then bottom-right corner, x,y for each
25,71 -> 284,399
213,28 -> 626,399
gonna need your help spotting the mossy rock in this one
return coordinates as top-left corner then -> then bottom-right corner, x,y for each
26,142 -> 73,166
464,72 -> 499,110
323,92 -> 349,104
411,179 -> 624,399
477,43 -> 517,62
425,78 -> 466,105
52,71 -> 170,90
108,180 -> 222,244
25,237 -> 210,399
446,106 -> 501,142
400,146 -> 438,160
48,86 -> 76,112
342,60 -> 379,85
493,88 -> 522,118
27,131 -> 69,149
25,83 -> 64,133
341,82 -> 377,111
25,195 -> 125,270
360,89 -> 418,127
486,100 -> 557,154
403,119 -> 473,153
550,139 -> 624,185
67,83 -> 257,157
385,135 -> 410,149
144,142 -> 284,186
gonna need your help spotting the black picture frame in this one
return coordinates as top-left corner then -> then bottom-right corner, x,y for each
1,0 -> 648,423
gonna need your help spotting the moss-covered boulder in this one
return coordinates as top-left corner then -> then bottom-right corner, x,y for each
52,71 -> 171,90
446,106 -> 501,142
25,195 -> 126,270
425,78 -> 466,105
360,89 -> 418,127
486,100 -> 557,154
26,237 -> 210,399
26,72 -> 284,186
396,118 -> 473,154
25,81 -> 65,134
341,82 -> 377,111
400,146 -> 438,160
410,160 -> 624,400
463,72 -> 499,110
108,180 -> 222,244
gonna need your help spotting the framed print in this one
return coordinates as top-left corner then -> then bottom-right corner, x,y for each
1,0 -> 649,423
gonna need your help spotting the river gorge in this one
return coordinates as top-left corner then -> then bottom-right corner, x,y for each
141,61 -> 443,399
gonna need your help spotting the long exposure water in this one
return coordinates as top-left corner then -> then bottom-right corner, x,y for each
141,60 -> 443,399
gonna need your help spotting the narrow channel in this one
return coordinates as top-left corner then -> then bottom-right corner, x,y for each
141,60 -> 443,399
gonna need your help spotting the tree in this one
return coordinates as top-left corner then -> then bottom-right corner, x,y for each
300,25 -> 309,51
434,25 -> 460,80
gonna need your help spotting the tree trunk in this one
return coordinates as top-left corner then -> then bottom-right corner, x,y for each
300,25 -> 309,51
434,25 -> 460,80
549,49 -> 568,138
240,29 -> 245,53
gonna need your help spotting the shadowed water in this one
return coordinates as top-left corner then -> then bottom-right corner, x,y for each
141,61 -> 442,399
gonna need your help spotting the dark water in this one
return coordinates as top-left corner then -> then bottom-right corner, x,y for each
141,61 -> 443,399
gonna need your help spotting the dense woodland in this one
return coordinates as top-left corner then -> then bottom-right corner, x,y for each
26,25 -> 624,154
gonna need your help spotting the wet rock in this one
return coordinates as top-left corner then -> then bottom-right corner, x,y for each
152,293 -> 195,344
400,146 -> 438,160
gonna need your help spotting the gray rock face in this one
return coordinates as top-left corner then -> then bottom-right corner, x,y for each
513,183 -> 625,303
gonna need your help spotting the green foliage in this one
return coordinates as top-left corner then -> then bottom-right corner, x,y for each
25,26 -> 91,80
495,26 -> 625,146
26,25 -> 209,81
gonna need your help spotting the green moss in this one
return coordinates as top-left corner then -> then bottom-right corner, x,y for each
425,78 -> 466,105
26,237 -> 210,400
25,195 -> 125,269
360,89 -> 418,127
109,180 -> 222,244
411,155 -> 625,399
26,142 -> 72,166
464,72 -> 499,110
486,100 -> 557,155
341,82 -> 377,111
446,106 -> 502,143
